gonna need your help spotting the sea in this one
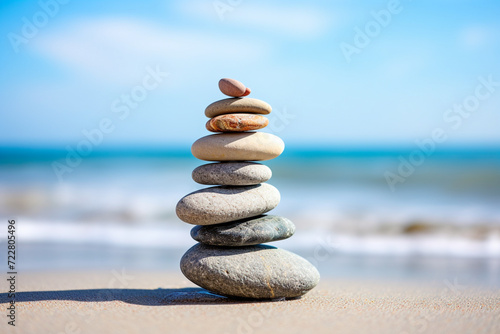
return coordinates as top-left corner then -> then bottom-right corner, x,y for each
1,146 -> 499,287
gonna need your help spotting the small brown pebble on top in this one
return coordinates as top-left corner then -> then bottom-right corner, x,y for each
219,78 -> 250,97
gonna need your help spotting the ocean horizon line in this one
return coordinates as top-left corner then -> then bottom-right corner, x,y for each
1,144 -> 500,163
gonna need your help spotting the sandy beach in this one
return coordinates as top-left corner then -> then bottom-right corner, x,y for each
1,271 -> 498,334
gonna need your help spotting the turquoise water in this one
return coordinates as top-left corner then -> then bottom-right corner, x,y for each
1,146 -> 499,284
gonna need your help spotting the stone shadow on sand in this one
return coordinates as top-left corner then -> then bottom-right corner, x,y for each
0,288 -> 289,306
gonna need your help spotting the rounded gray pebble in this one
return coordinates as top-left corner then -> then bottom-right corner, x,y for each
192,162 -> 272,186
191,215 -> 295,246
176,183 -> 280,225
180,243 -> 320,299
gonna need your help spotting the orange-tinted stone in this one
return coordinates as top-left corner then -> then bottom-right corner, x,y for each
206,113 -> 269,132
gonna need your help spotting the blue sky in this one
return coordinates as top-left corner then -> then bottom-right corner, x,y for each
1,0 -> 499,148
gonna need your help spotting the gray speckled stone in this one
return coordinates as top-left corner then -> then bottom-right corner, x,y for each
180,243 -> 320,299
192,162 -> 272,186
191,215 -> 295,246
176,183 -> 280,225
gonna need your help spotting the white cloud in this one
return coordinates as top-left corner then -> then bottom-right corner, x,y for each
180,1 -> 331,39
30,17 -> 268,84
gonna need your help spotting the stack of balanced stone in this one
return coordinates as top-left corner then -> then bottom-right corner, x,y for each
176,78 -> 319,299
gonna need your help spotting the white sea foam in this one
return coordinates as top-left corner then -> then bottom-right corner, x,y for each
12,218 -> 500,258
2,156 -> 499,258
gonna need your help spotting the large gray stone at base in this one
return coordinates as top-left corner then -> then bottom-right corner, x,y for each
176,183 -> 280,225
180,244 -> 320,299
191,215 -> 295,246
192,162 -> 272,186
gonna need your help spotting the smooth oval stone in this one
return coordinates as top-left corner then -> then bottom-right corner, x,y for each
180,243 -> 320,299
219,78 -> 247,97
242,87 -> 251,96
205,98 -> 271,118
192,162 -> 272,186
206,114 -> 269,132
191,215 -> 295,246
191,132 -> 284,161
176,183 -> 280,225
